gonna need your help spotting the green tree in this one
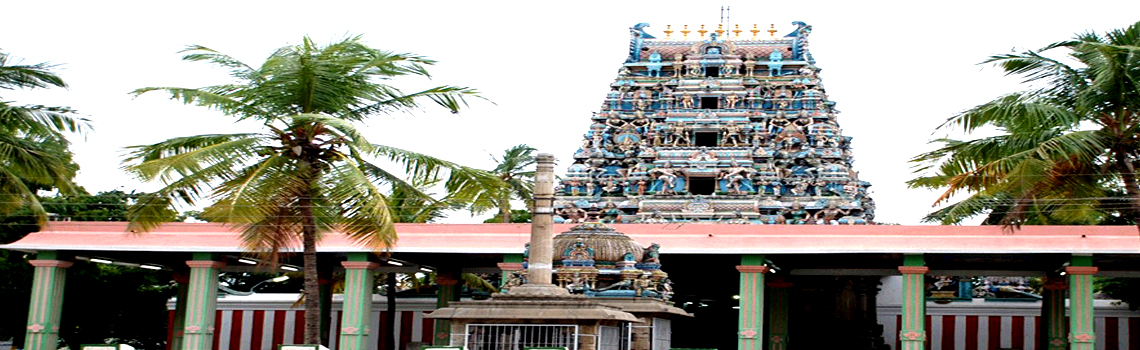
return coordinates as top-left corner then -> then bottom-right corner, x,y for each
908,21 -> 1140,226
0,50 -> 87,223
470,144 -> 536,223
124,35 -> 500,344
483,209 -> 532,223
0,190 -> 177,349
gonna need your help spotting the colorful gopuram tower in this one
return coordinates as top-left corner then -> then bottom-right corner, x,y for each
555,22 -> 876,225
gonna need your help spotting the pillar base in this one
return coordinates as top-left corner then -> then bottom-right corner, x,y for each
504,283 -> 571,297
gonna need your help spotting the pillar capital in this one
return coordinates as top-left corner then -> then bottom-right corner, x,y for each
185,260 -> 225,269
766,281 -> 793,288
28,260 -> 73,268
497,262 -> 524,271
897,266 -> 929,274
1064,266 -> 1098,275
340,261 -> 380,270
737,265 -> 770,273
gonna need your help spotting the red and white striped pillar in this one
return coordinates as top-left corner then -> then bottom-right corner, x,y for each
766,276 -> 792,350
339,259 -> 379,350
24,252 -> 72,350
898,254 -> 928,350
1066,256 -> 1098,350
1042,275 -> 1068,350
737,254 -> 768,350
183,257 -> 225,350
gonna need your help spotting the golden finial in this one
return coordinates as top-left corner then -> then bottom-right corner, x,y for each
733,24 -> 743,38
768,24 -> 778,38
715,24 -> 725,37
681,24 -> 690,39
750,24 -> 760,38
698,24 -> 708,38
664,25 -> 673,39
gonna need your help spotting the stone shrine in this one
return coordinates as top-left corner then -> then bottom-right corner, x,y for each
556,21 -> 875,225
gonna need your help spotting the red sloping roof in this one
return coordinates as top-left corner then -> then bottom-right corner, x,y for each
3,222 -> 1138,254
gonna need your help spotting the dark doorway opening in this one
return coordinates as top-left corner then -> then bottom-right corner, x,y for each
705,67 -> 720,78
694,132 -> 717,147
689,176 -> 716,195
700,97 -> 718,109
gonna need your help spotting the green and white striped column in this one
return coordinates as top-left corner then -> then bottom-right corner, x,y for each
898,254 -> 928,350
736,255 -> 768,350
1041,276 -> 1068,350
183,258 -> 224,350
766,276 -> 792,350
1066,256 -> 1097,350
24,254 -> 72,350
170,271 -> 191,350
338,260 -> 379,350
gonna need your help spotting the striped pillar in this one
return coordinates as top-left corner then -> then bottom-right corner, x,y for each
737,255 -> 768,350
170,270 -> 191,350
1066,257 -> 1098,350
183,259 -> 225,350
898,254 -> 928,350
1042,276 -> 1068,350
766,276 -> 792,350
24,259 -> 73,350
339,261 -> 379,350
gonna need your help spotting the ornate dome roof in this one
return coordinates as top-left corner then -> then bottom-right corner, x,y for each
553,223 -> 645,263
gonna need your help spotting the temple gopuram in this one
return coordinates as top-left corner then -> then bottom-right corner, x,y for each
556,22 -> 874,225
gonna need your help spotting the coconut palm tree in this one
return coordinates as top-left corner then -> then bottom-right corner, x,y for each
0,50 -> 87,223
123,35 -> 501,344
908,21 -> 1140,227
470,144 -> 536,223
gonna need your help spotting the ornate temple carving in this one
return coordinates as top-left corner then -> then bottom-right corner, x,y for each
556,21 -> 875,225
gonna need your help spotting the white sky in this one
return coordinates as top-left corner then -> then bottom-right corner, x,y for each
5,0 -> 1139,225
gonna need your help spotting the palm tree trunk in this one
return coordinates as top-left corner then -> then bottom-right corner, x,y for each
385,272 -> 397,350
299,192 -> 322,345
1112,150 -> 1140,233
499,197 -> 511,223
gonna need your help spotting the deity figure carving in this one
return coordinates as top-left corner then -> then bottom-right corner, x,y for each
657,278 -> 674,300
633,273 -> 654,297
720,161 -> 754,195
563,238 -> 596,261
501,271 -> 525,291
722,121 -> 746,146
650,162 -> 680,195
780,202 -> 809,224
643,243 -> 661,263
744,53 -> 756,76
724,92 -> 740,109
679,93 -> 694,109
814,202 -> 850,224
559,203 -> 587,223
667,123 -> 690,146
601,202 -> 622,223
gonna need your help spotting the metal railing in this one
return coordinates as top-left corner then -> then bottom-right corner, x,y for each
465,324 -> 578,350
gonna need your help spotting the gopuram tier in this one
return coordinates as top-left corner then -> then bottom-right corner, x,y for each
555,22 -> 875,225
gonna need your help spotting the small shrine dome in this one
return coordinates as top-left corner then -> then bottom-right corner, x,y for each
553,223 -> 646,263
